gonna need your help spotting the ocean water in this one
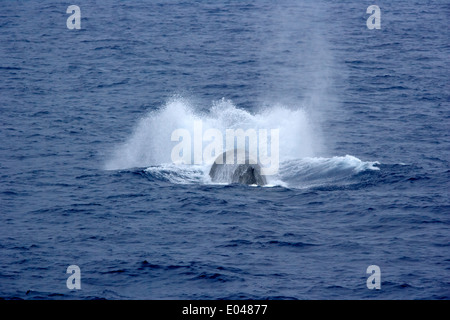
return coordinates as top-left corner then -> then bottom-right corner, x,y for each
0,0 -> 449,300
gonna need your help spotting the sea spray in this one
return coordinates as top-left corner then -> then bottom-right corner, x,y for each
105,97 -> 319,171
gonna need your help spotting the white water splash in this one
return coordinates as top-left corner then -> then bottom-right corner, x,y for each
104,96 -> 319,170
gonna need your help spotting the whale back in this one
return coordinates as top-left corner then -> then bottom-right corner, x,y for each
209,150 -> 267,186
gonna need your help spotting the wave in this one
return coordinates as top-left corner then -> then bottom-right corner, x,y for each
140,155 -> 379,189
274,155 -> 380,189
143,164 -> 209,184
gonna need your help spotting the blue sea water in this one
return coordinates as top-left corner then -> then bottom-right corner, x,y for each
0,0 -> 449,300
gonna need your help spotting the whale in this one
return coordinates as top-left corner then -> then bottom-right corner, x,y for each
208,150 -> 267,186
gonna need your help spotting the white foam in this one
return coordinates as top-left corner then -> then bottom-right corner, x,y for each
271,155 -> 380,188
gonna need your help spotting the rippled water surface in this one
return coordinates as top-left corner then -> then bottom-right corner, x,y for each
0,0 -> 449,299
